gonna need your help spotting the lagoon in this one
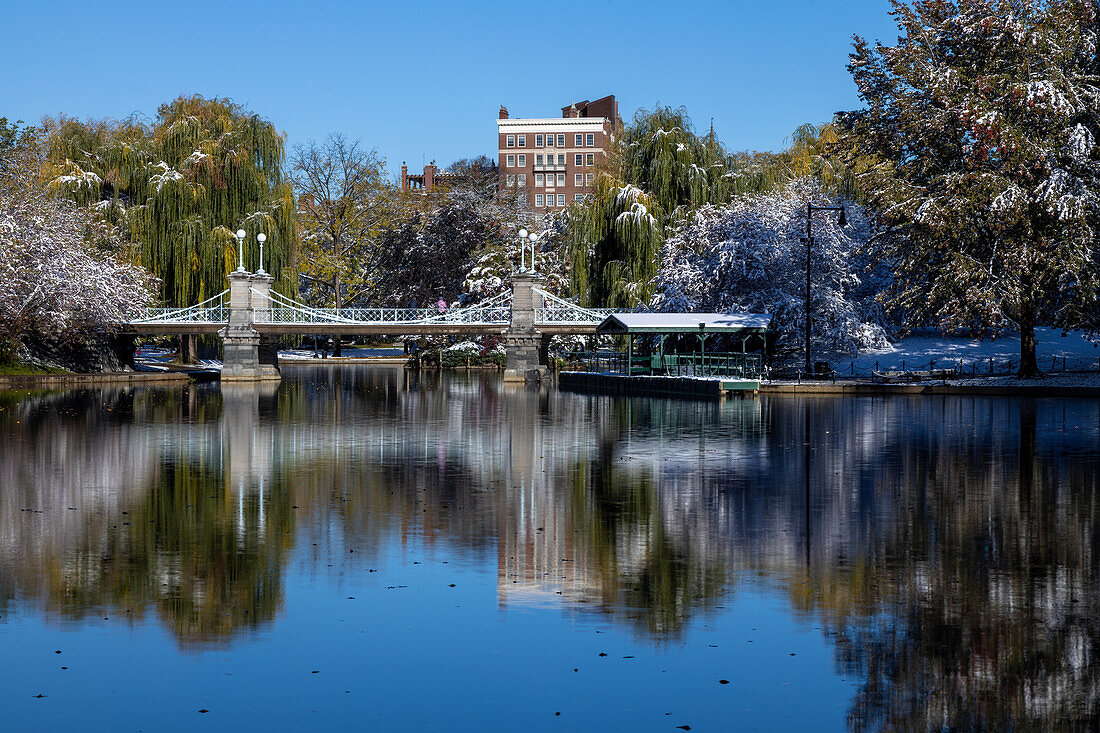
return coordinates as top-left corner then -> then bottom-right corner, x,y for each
1,367 -> 1099,731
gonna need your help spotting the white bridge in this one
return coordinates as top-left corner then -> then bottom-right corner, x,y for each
126,282 -> 611,336
123,270 -> 612,381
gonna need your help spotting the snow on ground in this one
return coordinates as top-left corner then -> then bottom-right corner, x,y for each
846,327 -> 1100,375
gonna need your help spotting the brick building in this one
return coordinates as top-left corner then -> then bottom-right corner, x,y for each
400,162 -> 452,193
497,95 -> 620,212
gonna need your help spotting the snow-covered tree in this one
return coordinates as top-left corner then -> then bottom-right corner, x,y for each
568,106 -> 733,308
655,179 -> 892,357
839,0 -> 1100,375
0,127 -> 156,358
44,96 -> 299,308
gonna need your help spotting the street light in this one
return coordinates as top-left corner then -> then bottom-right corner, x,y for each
800,203 -> 848,377
256,233 -> 267,275
527,231 -> 540,273
235,229 -> 247,273
517,228 -> 530,272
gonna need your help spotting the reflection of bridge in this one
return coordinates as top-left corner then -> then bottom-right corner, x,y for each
124,269 -> 613,381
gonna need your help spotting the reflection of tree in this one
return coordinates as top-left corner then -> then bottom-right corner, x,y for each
0,385 -> 295,646
788,399 -> 1100,732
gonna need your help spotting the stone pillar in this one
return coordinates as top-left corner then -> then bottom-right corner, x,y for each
503,273 -> 548,382
249,274 -> 281,379
220,271 -> 280,382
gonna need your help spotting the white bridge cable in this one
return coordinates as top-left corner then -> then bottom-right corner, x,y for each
131,288 -> 231,323
532,288 -> 612,323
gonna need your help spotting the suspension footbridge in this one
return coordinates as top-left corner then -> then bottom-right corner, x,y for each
123,270 -> 611,381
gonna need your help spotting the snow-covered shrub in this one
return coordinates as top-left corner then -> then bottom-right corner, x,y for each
654,178 -> 892,357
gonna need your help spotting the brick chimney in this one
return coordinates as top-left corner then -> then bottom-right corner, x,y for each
499,105 -> 509,119
401,162 -> 408,191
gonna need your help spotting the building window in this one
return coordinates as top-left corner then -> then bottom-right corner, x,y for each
574,133 -> 583,146
517,134 -> 526,147
506,174 -> 515,187
517,174 -> 526,186
586,153 -> 594,166
586,133 -> 595,146
557,194 -> 565,206
517,154 -> 526,166
506,135 -> 515,148
546,134 -> 553,147
535,154 -> 544,166
574,154 -> 583,166
535,194 -> 544,207
506,154 -> 515,167
574,193 -> 584,202
557,173 -> 565,186
535,173 -> 544,187
535,134 -> 544,147
557,154 -> 565,165
518,192 -> 527,204
586,173 -> 593,185
575,173 -> 583,186
557,134 -> 565,147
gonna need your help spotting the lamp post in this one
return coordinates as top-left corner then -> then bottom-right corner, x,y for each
527,231 -> 540,273
235,229 -> 247,273
517,228 -> 528,271
256,233 -> 267,275
800,203 -> 848,377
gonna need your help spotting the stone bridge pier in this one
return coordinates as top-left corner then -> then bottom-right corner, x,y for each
503,273 -> 551,382
220,271 -> 281,382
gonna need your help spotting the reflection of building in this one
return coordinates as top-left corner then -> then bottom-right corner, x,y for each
497,95 -> 620,211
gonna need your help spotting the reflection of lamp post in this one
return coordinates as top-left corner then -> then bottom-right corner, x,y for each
800,204 -> 848,376
256,233 -> 267,275
235,229 -> 247,273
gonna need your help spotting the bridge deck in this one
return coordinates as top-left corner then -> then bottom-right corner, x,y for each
122,322 -> 600,336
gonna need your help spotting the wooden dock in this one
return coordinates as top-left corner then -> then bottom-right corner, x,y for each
558,372 -> 759,399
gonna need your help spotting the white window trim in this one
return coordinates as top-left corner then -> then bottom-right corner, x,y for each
586,133 -> 594,146
535,194 -> 544,206
506,154 -> 515,167
506,135 -> 515,148
535,134 -> 544,147
586,154 -> 594,166
557,173 -> 565,186
517,134 -> 526,147
535,173 -> 544,187
517,173 -> 526,186
575,174 -> 583,185
506,174 -> 515,187
556,194 -> 565,206
574,154 -> 583,166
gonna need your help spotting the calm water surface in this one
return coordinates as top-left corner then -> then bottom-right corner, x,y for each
2,366 -> 1099,731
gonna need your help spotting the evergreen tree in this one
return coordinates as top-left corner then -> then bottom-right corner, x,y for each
839,0 -> 1100,375
45,95 -> 298,308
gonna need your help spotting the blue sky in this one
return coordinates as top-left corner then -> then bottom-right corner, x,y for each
0,0 -> 900,177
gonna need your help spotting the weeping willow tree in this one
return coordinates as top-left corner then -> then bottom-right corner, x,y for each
44,95 -> 298,308
567,106 -> 734,307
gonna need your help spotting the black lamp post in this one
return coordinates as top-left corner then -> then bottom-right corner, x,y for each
801,203 -> 848,377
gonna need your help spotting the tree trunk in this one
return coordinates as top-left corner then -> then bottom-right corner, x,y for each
333,274 -> 343,357
1017,305 -> 1041,378
180,334 -> 199,365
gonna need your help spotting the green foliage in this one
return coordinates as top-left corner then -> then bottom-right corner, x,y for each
44,96 -> 299,307
838,0 -> 1100,373
568,106 -> 734,308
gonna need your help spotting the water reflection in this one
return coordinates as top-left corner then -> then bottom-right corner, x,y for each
1,371 -> 1100,728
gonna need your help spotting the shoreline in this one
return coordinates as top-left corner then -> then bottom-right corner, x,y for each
0,371 -> 192,389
